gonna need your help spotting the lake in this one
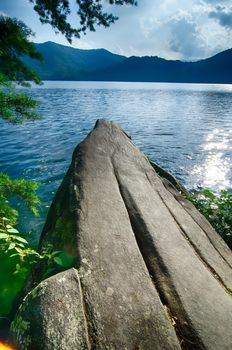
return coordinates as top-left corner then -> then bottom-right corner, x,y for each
0,81 -> 232,242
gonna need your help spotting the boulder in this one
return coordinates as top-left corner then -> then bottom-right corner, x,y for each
11,120 -> 232,350
11,269 -> 89,349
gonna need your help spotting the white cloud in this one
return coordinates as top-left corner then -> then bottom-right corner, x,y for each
0,11 -> 8,17
2,0 -> 232,60
209,5 -> 232,29
168,16 -> 207,60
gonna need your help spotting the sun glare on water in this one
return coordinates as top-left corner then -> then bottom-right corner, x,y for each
192,128 -> 231,190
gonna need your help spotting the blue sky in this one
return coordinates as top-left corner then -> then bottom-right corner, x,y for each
1,0 -> 232,60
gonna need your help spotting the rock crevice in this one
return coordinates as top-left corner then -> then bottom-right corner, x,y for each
11,120 -> 232,350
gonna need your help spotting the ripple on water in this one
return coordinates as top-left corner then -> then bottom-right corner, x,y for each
1,81 -> 232,241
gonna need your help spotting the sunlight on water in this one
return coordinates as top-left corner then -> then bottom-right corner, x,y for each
1,82 -> 232,238
192,129 -> 231,189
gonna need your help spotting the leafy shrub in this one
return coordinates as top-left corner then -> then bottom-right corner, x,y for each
0,174 -> 41,320
0,173 -> 70,323
188,189 -> 232,249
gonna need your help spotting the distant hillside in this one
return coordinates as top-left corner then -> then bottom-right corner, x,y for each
92,49 -> 232,83
23,41 -> 126,80
25,42 -> 232,83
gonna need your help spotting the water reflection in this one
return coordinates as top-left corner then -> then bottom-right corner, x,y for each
192,129 -> 231,190
1,82 -> 232,237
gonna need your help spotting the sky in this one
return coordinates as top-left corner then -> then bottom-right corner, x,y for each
1,0 -> 232,60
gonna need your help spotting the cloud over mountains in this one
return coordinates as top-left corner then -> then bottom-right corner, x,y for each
1,0 -> 232,60
209,5 -> 232,29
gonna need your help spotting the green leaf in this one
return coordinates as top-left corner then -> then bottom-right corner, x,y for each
7,227 -> 19,234
16,242 -> 26,248
8,242 -> 16,250
51,250 -> 62,257
188,188 -> 232,249
53,256 -> 63,266
10,253 -> 20,258
14,247 -> 23,253
13,236 -> 28,244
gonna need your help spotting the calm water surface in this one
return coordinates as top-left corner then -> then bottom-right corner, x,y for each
1,81 -> 232,241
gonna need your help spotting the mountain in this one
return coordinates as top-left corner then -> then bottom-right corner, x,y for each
92,49 -> 232,83
23,41 -> 126,80
25,42 -> 232,83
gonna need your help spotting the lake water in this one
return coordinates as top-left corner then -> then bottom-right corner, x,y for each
1,81 -> 232,242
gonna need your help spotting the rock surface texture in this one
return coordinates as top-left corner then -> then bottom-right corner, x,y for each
11,120 -> 232,350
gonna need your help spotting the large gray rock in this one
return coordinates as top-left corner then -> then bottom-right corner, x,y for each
11,269 -> 89,349
11,120 -> 232,350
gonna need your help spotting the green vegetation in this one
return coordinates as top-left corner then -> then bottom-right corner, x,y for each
0,78 -> 39,123
0,15 -> 65,322
0,173 -> 40,319
1,0 -> 231,339
0,16 -> 43,320
23,41 -> 126,81
0,1 -> 138,330
0,173 -> 40,219
0,2 -> 138,122
0,173 -> 71,321
188,189 -> 232,249
0,16 -> 42,123
31,0 -> 137,43
0,173 -> 41,272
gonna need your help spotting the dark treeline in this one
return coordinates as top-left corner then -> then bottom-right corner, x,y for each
25,41 -> 232,83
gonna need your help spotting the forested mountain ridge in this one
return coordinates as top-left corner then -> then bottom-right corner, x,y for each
91,49 -> 232,83
23,41 -> 126,80
25,42 -> 232,83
